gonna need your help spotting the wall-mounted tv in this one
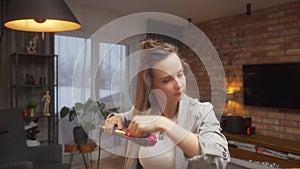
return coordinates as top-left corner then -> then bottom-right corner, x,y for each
243,63 -> 300,110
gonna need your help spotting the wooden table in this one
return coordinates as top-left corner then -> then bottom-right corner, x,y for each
65,140 -> 97,169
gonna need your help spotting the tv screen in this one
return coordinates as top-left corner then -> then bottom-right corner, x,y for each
243,63 -> 300,110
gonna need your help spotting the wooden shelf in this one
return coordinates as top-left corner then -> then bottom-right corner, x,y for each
10,52 -> 58,144
224,132 -> 300,168
225,132 -> 300,155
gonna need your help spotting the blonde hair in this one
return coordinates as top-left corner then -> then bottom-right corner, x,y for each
134,39 -> 189,111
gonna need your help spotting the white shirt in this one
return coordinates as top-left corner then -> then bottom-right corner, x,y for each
119,94 -> 230,169
139,133 -> 176,169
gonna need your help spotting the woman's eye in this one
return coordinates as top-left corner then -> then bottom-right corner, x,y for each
162,78 -> 171,83
177,73 -> 184,78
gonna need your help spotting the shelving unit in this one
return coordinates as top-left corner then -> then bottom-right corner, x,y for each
224,132 -> 300,168
10,52 -> 58,144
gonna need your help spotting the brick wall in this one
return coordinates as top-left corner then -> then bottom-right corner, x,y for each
192,1 -> 300,141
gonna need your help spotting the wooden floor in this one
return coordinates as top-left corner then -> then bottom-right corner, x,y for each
71,156 -> 124,169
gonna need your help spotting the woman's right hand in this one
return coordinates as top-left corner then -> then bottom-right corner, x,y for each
104,115 -> 124,135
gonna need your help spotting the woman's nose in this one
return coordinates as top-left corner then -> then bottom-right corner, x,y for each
174,78 -> 182,89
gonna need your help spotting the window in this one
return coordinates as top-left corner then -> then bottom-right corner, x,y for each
97,42 -> 128,99
55,35 -> 128,110
55,35 -> 129,145
55,35 -> 89,109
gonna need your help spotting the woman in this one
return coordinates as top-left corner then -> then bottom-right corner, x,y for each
104,39 -> 230,169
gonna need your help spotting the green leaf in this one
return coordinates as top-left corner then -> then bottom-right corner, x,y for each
101,111 -> 110,120
87,102 -> 98,113
83,99 -> 93,112
27,101 -> 37,109
75,103 -> 84,111
83,121 -> 96,131
96,101 -> 105,111
107,107 -> 119,113
60,106 -> 70,118
69,109 -> 77,122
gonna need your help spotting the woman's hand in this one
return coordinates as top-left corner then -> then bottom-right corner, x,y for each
128,115 -> 171,138
104,115 -> 123,135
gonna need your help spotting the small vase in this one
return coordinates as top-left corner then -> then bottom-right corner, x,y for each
29,108 -> 35,117
73,126 -> 88,144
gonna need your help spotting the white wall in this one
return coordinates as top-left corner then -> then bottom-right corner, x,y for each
60,1 -> 123,38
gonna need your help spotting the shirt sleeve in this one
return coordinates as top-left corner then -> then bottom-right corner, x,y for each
107,106 -> 135,126
186,102 -> 230,169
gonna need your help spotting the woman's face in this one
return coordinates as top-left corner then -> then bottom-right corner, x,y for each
151,53 -> 186,104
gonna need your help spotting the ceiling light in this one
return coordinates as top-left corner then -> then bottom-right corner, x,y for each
4,0 -> 81,32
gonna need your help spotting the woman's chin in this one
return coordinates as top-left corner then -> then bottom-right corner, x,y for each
175,94 -> 183,102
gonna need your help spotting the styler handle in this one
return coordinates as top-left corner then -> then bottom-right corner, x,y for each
99,125 -> 157,146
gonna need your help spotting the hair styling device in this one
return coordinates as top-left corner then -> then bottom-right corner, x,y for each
99,125 -> 157,146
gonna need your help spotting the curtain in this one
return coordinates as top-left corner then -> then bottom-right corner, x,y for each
55,35 -> 90,144
55,35 -> 142,153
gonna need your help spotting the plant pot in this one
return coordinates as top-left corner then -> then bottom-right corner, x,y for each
73,126 -> 88,144
29,108 -> 35,117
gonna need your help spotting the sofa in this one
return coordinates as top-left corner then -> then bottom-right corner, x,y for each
0,108 -> 70,169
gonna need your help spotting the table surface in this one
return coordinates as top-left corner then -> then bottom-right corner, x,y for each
224,132 -> 300,155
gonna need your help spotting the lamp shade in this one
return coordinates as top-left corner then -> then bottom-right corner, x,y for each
4,0 -> 81,32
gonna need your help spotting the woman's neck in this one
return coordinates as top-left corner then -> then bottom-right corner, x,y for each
162,101 -> 179,119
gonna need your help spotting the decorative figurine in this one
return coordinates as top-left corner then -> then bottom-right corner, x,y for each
26,73 -> 35,85
26,35 -> 38,54
41,90 -> 51,116
24,117 -> 40,147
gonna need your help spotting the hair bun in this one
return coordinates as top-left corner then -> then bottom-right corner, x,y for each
140,38 -> 178,54
141,39 -> 161,49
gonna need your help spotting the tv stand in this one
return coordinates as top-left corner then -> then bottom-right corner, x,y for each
224,132 -> 300,168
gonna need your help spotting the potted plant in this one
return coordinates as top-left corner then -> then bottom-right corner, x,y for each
60,98 -> 118,144
27,101 -> 37,117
